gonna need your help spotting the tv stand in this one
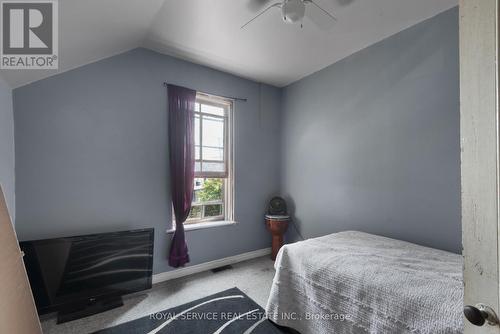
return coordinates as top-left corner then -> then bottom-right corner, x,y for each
57,296 -> 124,324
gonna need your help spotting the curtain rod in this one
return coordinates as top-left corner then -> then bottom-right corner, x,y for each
163,82 -> 247,102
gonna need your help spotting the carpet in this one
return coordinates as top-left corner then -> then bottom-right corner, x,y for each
93,287 -> 287,334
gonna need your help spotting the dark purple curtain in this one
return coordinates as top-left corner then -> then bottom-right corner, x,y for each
167,84 -> 196,268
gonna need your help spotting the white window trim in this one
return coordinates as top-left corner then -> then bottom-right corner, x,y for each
167,220 -> 238,234
169,93 -> 235,231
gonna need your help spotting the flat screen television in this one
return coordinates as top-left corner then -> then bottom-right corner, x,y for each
20,228 -> 154,323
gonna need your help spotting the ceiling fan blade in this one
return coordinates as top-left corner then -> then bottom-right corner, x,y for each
335,0 -> 354,6
304,0 -> 337,31
247,0 -> 273,12
241,3 -> 282,30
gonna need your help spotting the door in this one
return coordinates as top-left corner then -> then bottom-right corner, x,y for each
0,186 -> 42,334
460,0 -> 500,333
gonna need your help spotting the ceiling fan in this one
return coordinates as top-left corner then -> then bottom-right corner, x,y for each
242,0 -> 338,30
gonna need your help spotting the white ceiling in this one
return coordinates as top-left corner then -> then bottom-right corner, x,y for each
0,0 -> 458,88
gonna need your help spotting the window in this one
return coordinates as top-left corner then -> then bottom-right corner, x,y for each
180,94 -> 234,226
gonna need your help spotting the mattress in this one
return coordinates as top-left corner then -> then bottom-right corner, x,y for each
265,231 -> 463,334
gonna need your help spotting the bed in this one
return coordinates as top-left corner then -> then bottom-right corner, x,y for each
265,231 -> 463,334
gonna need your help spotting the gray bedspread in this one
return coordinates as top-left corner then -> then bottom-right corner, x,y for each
265,231 -> 463,334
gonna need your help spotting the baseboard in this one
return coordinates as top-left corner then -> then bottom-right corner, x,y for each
152,248 -> 271,284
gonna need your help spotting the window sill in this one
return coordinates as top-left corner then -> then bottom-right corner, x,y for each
166,220 -> 238,234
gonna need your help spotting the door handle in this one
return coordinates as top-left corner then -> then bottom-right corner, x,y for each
464,304 -> 499,326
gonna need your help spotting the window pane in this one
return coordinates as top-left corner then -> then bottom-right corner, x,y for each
196,178 -> 223,202
202,115 -> 224,161
195,146 -> 201,160
195,161 -> 201,174
201,103 -> 225,116
193,178 -> 204,204
205,204 -> 223,217
203,147 -> 223,161
202,161 -> 225,174
194,178 -> 204,189
194,103 -> 200,112
187,206 -> 201,220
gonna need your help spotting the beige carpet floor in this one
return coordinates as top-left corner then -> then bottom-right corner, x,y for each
41,256 -> 276,334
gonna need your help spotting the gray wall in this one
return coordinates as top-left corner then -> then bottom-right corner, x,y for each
13,48 -> 282,274
0,75 -> 15,221
281,8 -> 461,253
13,6 -> 461,277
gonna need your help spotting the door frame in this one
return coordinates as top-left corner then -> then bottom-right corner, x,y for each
460,0 -> 500,333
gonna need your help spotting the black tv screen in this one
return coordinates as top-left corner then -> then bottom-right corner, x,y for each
20,228 -> 154,314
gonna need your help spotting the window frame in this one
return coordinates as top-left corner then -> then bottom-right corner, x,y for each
173,93 -> 234,228
194,96 -> 229,179
185,180 -> 226,224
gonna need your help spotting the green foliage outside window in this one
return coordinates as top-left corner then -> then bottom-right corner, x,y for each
205,204 -> 222,217
186,178 -> 224,222
197,178 -> 223,202
188,206 -> 201,219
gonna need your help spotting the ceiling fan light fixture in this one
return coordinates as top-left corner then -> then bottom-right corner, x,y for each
281,0 -> 306,24
241,0 -> 337,30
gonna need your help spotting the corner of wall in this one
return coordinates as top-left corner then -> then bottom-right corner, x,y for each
0,74 -> 15,225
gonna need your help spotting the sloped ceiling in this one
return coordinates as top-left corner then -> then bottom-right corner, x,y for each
0,0 -> 457,88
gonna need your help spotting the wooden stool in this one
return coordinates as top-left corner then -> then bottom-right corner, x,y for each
265,215 -> 290,260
